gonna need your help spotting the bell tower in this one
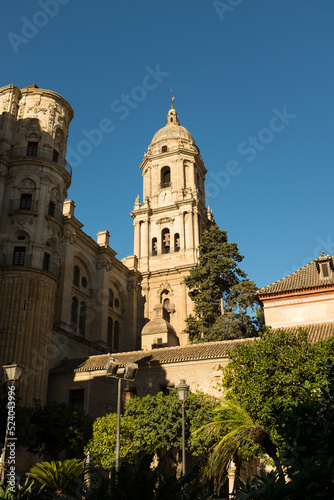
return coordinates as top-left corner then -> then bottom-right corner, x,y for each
131,97 -> 213,347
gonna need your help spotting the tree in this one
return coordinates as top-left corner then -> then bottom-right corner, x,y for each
194,398 -> 285,495
184,224 -> 259,342
222,328 -> 334,429
87,389 -> 218,469
23,401 -> 93,460
0,398 -> 93,461
236,372 -> 334,499
86,413 -> 135,469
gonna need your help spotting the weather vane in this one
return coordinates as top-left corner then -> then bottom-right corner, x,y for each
171,89 -> 174,109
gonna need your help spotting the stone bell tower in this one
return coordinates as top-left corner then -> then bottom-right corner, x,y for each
131,97 -> 213,348
0,84 -> 73,405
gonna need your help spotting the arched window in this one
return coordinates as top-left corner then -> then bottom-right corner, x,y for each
174,233 -> 180,252
161,166 -> 171,188
73,266 -> 80,287
109,289 -> 114,308
107,317 -> 113,347
152,237 -> 158,256
114,321 -> 119,351
162,228 -> 170,254
161,145 -> 168,153
79,301 -> 86,336
163,298 -> 171,322
71,297 -> 79,331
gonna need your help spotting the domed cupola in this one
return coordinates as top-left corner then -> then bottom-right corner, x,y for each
147,94 -> 198,156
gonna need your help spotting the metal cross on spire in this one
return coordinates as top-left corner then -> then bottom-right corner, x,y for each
170,89 -> 174,109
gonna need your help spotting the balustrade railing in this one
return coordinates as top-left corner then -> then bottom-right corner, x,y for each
6,147 -> 72,176
2,253 -> 60,278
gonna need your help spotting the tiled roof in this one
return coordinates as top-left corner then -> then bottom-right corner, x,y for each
275,321 -> 334,343
257,253 -> 334,296
50,323 -> 334,376
50,338 -> 250,375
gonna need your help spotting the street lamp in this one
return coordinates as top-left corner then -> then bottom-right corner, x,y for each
105,355 -> 138,474
0,363 -> 24,484
176,379 -> 189,476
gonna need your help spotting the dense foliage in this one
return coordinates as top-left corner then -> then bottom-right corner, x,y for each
87,389 -> 218,469
184,224 -> 259,342
236,369 -> 334,499
0,397 -> 92,460
222,328 -> 334,428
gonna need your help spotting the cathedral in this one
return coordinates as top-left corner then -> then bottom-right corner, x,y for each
1,83 -> 334,418
0,83 -> 217,408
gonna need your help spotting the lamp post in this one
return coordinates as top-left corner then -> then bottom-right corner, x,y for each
105,355 -> 138,474
176,379 -> 189,476
0,364 -> 24,484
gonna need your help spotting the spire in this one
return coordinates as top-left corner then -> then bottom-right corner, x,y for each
134,194 -> 141,209
166,90 -> 180,126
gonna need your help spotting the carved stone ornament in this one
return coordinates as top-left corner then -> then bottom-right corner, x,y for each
2,98 -> 10,113
27,97 -> 47,116
96,259 -> 112,272
25,118 -> 42,139
47,222 -> 60,237
127,283 -> 141,293
10,215 -> 34,226
61,231 -> 76,245
156,217 -> 175,226
48,104 -> 56,132
157,282 -> 173,295
41,173 -> 52,185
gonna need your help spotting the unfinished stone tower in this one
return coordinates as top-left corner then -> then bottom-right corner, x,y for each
0,84 -> 73,404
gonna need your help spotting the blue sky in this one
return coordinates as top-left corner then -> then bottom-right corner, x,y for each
1,0 -> 334,288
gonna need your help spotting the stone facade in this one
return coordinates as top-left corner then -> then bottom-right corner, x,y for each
0,84 -> 73,405
0,84 -> 142,405
0,85 -> 216,407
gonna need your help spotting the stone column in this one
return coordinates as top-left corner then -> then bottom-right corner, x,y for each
187,211 -> 194,250
141,219 -> 149,258
193,208 -> 199,249
133,221 -> 141,258
179,211 -> 185,250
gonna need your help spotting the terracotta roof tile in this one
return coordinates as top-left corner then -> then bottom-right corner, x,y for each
50,338 -> 250,374
274,321 -> 334,343
257,253 -> 334,296
50,322 -> 334,376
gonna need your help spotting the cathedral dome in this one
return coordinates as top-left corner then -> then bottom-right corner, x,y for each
151,123 -> 195,144
148,102 -> 199,154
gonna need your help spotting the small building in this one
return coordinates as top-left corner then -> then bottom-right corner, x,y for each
257,252 -> 334,339
48,339 -> 249,419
